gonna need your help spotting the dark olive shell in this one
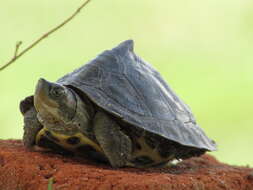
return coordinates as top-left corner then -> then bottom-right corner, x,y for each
57,40 -> 216,151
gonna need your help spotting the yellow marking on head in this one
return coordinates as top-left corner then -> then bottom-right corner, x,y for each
36,128 -> 47,145
36,128 -> 103,153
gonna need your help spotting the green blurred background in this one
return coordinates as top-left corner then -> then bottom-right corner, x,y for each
0,0 -> 252,166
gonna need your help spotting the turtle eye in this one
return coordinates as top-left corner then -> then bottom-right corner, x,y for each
50,87 -> 65,97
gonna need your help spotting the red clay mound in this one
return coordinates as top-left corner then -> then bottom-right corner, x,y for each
0,140 -> 252,190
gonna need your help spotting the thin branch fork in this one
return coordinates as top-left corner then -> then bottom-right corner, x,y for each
0,0 -> 91,71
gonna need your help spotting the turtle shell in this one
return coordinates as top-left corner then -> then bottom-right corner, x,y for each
57,40 -> 216,151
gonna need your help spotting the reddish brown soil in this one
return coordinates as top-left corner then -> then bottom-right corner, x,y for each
0,140 -> 252,190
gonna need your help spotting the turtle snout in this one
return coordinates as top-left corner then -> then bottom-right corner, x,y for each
37,78 -> 51,90
35,78 -> 52,96
34,78 -> 56,111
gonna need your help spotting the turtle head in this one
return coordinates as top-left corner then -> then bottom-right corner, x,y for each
34,78 -> 77,126
33,78 -> 95,152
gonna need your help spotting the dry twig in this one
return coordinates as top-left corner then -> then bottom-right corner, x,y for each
0,0 -> 91,71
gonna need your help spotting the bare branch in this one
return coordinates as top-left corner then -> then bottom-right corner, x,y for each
15,41 -> 22,57
0,0 -> 92,71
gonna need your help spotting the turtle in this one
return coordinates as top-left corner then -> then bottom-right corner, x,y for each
20,40 -> 217,168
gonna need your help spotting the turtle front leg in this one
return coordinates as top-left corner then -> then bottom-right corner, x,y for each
20,96 -> 43,149
93,112 -> 132,168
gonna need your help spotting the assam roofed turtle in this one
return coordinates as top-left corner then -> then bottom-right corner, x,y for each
20,40 -> 217,168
